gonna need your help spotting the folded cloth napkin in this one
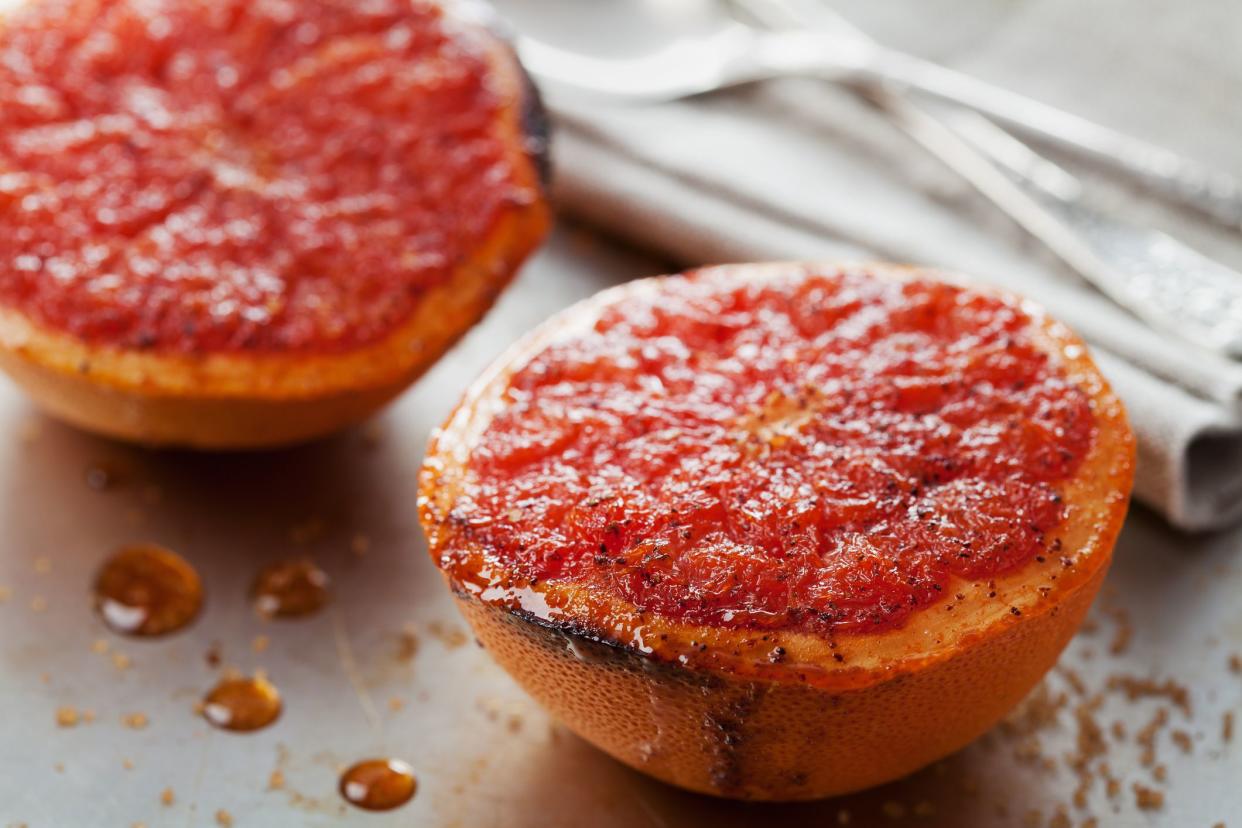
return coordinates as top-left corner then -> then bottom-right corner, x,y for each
539,0 -> 1242,532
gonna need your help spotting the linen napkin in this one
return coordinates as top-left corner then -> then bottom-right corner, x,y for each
537,0 -> 1242,532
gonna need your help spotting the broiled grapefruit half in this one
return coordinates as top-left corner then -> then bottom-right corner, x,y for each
420,263 -> 1135,801
0,0 -> 550,448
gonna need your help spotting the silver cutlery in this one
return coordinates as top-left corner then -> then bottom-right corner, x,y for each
516,7 -> 1242,233
717,0 -> 1242,357
721,0 -> 1242,357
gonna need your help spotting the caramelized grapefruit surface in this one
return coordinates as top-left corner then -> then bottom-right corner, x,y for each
0,0 -> 538,355
430,264 -> 1098,639
423,263 -> 1134,799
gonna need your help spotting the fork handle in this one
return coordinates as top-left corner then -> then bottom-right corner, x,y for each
840,46 -> 1242,231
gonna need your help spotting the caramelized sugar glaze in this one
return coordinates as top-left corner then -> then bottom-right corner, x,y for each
94,543 -> 202,636
421,263 -> 1133,799
429,264 -> 1096,638
339,759 -> 418,811
0,0 -> 537,355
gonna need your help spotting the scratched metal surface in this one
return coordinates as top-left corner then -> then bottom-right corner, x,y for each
0,224 -> 1239,827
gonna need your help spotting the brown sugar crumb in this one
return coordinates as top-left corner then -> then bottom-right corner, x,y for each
1067,695 -> 1106,807
1110,720 -> 1126,741
428,620 -> 467,649
1132,783 -> 1164,810
1012,736 -> 1045,765
1224,711 -> 1235,743
160,787 -> 175,806
122,712 -> 149,730
1104,605 -> 1132,655
1000,682 -> 1067,739
1152,764 -> 1167,783
81,709 -> 95,723
214,809 -> 233,826
91,638 -> 110,654
881,800 -> 906,819
205,641 -> 223,669
122,757 -> 135,770
267,769 -> 286,791
1048,806 -> 1072,828
1081,819 -> 1099,828
1230,653 -> 1241,673
252,635 -> 270,654
0,585 -> 10,602
55,706 -> 79,727
396,627 -> 420,662
1059,667 -> 1087,697
112,652 -> 132,671
1170,729 -> 1193,754
289,517 -> 327,545
388,696 -> 405,712
1097,762 -> 1121,799
1136,708 -> 1169,767
1105,675 -> 1191,716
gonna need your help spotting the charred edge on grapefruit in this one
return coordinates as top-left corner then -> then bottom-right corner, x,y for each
447,578 -> 669,664
454,545 -> 1116,799
456,595 -> 769,797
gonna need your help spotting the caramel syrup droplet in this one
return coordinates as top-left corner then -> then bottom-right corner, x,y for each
339,759 -> 417,811
252,559 -> 329,619
94,544 -> 202,636
202,673 -> 282,732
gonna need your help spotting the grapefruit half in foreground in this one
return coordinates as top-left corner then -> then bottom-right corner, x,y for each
420,262 -> 1135,800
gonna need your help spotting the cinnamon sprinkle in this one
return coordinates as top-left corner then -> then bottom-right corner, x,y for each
1132,783 -> 1164,810
1105,675 -> 1191,717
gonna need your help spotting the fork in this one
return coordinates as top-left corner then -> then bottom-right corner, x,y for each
516,9 -> 1242,234
724,0 -> 1242,357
